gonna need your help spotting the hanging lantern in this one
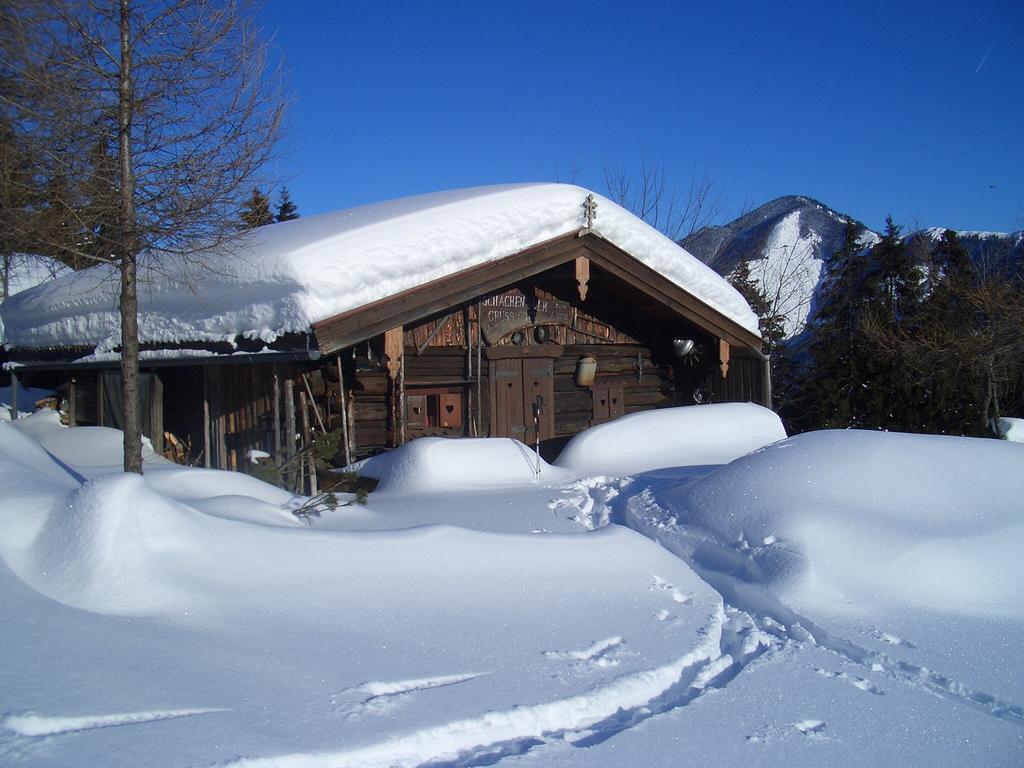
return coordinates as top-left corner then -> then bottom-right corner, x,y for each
575,355 -> 598,387
673,338 -> 695,357
534,325 -> 550,343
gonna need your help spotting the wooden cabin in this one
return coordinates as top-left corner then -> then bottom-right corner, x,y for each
2,184 -> 767,473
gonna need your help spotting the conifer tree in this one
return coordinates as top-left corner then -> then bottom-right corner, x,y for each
873,216 -> 923,324
797,221 -> 876,430
241,187 -> 274,228
275,186 -> 299,222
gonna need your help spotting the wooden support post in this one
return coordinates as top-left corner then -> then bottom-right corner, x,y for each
284,378 -> 296,488
97,372 -> 105,427
465,307 -> 475,437
337,355 -> 351,466
575,255 -> 590,301
217,389 -> 228,471
347,387 -> 357,460
384,326 -> 403,447
719,339 -> 731,379
272,368 -> 281,458
398,352 -> 406,446
301,373 -> 327,433
9,372 -> 19,420
202,367 -> 211,468
384,326 -> 403,380
151,374 -> 164,455
67,377 -> 77,427
762,354 -> 773,408
476,303 -> 483,436
299,389 -> 317,496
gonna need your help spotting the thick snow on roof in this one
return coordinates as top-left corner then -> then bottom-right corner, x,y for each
0,254 -> 73,344
1,184 -> 758,351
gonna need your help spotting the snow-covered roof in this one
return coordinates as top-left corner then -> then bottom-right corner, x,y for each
1,183 -> 759,352
0,254 -> 74,345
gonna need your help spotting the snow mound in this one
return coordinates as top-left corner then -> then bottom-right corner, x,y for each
1,184 -> 758,351
142,467 -> 299,525
666,430 -> 1024,618
354,437 -> 571,493
554,403 -> 786,477
999,417 -> 1024,443
9,409 -> 169,475
24,473 -> 207,614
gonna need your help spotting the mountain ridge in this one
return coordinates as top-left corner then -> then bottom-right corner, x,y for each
682,196 -> 1024,338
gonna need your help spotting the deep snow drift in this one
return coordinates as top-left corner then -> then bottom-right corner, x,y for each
554,402 -> 786,477
1,408 -> 1021,767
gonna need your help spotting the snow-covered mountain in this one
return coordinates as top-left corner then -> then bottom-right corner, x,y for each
682,196 -> 1024,338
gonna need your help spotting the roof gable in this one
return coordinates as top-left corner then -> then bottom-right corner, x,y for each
312,231 -> 761,352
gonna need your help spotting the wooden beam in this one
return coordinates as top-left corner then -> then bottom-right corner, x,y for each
575,255 -> 590,301
272,367 -> 281,458
202,367 -> 211,468
151,374 -> 164,455
337,355 -> 352,466
719,339 -> 731,379
311,229 -> 762,355
284,378 -> 296,487
312,233 -> 586,353
9,372 -> 18,420
384,326 -> 403,380
67,377 -> 77,427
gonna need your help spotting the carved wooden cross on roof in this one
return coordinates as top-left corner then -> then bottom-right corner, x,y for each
583,193 -> 598,229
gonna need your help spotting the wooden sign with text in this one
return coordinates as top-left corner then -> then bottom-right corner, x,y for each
479,288 -> 570,343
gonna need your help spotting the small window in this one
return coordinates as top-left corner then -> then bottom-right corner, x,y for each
405,390 -> 464,434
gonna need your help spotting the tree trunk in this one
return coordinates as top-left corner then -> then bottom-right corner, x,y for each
2,252 -> 10,301
119,0 -> 142,474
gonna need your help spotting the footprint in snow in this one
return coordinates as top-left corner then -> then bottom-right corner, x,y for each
814,666 -> 884,695
332,672 -> 488,718
651,575 -> 692,605
543,637 -> 627,670
873,630 -> 917,649
794,719 -> 827,736
747,719 -> 829,744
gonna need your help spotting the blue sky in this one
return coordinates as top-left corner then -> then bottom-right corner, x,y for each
258,0 -> 1023,233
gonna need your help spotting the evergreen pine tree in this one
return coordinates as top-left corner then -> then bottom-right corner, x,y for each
872,216 -> 923,324
928,229 -> 974,320
860,216 -> 927,431
240,187 -> 274,228
275,186 -> 299,222
913,229 -> 983,434
798,221 -> 874,430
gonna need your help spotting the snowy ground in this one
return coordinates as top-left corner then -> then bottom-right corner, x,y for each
1,404 -> 1021,767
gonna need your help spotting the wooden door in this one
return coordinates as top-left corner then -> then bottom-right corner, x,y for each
523,358 -> 554,443
492,358 -> 527,439
489,357 -> 555,444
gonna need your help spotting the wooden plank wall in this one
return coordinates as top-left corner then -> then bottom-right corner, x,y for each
205,364 -> 280,470
707,350 -> 765,405
553,344 -> 672,437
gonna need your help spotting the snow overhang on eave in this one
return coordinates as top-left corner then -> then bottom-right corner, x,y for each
3,348 -> 323,373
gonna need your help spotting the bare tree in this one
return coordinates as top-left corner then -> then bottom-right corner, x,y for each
2,0 -> 284,472
748,240 -> 818,340
603,155 -> 725,240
